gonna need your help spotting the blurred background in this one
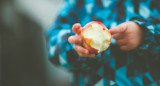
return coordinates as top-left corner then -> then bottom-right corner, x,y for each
0,0 -> 73,86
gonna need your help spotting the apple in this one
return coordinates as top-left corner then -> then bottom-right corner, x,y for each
81,21 -> 111,54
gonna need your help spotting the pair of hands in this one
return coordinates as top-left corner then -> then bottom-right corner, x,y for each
68,21 -> 144,57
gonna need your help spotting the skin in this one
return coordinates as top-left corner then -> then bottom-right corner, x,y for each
68,21 -> 144,57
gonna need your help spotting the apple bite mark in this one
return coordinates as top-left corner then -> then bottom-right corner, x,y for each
82,39 -> 99,53
81,21 -> 111,54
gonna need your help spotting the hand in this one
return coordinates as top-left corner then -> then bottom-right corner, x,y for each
109,21 -> 144,50
68,23 -> 95,57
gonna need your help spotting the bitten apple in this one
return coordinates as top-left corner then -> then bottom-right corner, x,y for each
81,21 -> 111,54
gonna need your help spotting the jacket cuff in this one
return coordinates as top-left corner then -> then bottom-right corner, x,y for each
130,17 -> 155,55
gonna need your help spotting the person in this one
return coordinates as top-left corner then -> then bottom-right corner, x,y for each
46,0 -> 160,85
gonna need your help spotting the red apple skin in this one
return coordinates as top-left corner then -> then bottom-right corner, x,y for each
81,21 -> 111,54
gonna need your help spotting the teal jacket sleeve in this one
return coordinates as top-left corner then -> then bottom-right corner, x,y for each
131,17 -> 160,60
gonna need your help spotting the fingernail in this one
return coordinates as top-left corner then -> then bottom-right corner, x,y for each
76,24 -> 79,28
77,23 -> 81,28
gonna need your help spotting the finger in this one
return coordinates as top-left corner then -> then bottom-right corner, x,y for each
78,52 -> 95,57
116,39 -> 126,46
87,53 -> 95,57
72,23 -> 82,35
109,23 -> 128,34
68,35 -> 82,44
74,45 -> 89,56
119,45 -> 129,51
112,33 -> 124,39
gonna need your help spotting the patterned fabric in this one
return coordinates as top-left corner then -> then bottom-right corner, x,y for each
46,0 -> 160,86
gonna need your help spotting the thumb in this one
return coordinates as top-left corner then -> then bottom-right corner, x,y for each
109,23 -> 128,34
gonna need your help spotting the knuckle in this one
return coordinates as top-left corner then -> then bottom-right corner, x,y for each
123,23 -> 127,28
75,40 -> 79,44
123,22 -> 128,29
121,23 -> 128,32
75,37 -> 81,44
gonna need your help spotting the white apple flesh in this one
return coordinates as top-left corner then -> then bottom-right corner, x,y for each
81,21 -> 111,54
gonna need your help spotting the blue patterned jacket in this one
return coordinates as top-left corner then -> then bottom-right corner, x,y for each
46,0 -> 160,85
